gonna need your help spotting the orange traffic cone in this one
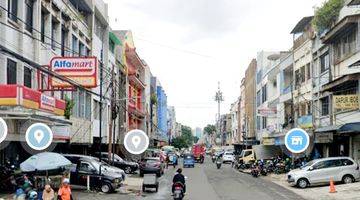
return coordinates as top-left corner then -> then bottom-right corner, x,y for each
329,178 -> 337,193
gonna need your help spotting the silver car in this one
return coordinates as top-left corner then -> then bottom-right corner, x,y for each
287,157 -> 360,188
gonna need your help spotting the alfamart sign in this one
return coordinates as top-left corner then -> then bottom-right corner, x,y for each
50,57 -> 97,88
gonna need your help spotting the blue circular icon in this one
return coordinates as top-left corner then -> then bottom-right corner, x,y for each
285,128 -> 309,154
25,123 -> 53,151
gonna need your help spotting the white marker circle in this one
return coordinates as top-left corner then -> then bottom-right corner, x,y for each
0,117 -> 8,144
284,128 -> 310,154
25,123 -> 53,151
124,129 -> 149,155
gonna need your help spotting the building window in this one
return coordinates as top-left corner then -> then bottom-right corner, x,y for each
25,0 -> 34,32
307,102 -> 312,115
334,27 -> 357,62
85,93 -> 91,120
300,66 -> 305,83
79,42 -> 85,57
321,96 -> 329,116
72,35 -> 78,56
306,63 -> 311,80
256,90 -> 261,107
320,52 -> 329,73
41,11 -> 46,43
8,0 -> 18,22
256,116 -> 261,130
24,66 -> 32,88
61,26 -> 68,56
262,116 -> 267,129
51,20 -> 58,50
261,84 -> 267,103
7,59 -> 17,84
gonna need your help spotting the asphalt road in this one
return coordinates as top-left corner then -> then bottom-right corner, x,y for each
73,157 -> 305,200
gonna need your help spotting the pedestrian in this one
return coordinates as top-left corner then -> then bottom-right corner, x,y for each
57,179 -> 73,200
165,154 -> 170,169
42,184 -> 55,200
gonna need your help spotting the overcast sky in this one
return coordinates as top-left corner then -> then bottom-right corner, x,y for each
105,0 -> 323,129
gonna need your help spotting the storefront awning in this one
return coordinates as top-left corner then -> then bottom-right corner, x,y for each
315,122 -> 360,134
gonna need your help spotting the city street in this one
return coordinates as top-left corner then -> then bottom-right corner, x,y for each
73,158 -> 304,200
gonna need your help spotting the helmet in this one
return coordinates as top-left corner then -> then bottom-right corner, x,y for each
29,191 -> 37,199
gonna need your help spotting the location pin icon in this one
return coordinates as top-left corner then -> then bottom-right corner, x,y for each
34,130 -> 44,143
132,136 -> 141,148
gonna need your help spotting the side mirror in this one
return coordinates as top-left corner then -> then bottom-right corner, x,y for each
308,166 -> 313,171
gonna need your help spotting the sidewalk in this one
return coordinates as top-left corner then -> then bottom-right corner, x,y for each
262,173 -> 360,200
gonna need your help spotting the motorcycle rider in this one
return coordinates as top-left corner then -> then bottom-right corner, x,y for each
172,168 -> 186,194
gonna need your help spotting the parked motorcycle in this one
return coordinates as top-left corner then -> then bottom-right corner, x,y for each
173,182 -> 185,200
212,155 -> 216,163
250,165 -> 260,178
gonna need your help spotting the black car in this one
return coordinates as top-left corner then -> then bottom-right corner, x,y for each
70,158 -> 122,193
97,152 -> 139,174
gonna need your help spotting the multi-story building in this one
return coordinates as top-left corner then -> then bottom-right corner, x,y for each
157,83 -> 168,141
0,0 -> 115,162
230,99 -> 239,144
219,114 -> 232,145
194,127 -> 203,139
314,1 -> 360,160
291,17 -> 315,136
118,31 -> 146,132
244,59 -> 258,145
167,106 -> 176,141
255,51 -> 279,143
238,78 -> 246,144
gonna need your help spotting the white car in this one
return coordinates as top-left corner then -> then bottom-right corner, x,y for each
222,152 -> 235,163
287,157 -> 360,188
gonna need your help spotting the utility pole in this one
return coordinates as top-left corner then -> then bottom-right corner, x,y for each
99,48 -> 103,162
108,63 -> 115,162
214,82 -> 224,146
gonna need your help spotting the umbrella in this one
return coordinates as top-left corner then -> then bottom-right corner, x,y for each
20,152 -> 71,172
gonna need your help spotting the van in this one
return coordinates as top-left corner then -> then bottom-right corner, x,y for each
287,157 -> 360,188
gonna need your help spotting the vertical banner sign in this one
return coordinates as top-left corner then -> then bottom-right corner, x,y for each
50,57 -> 97,88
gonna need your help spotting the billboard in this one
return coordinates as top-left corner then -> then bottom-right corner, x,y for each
50,57 -> 97,88
334,95 -> 359,110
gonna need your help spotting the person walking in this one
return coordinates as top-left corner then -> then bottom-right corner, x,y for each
57,179 -> 73,200
165,154 -> 170,169
42,184 -> 55,200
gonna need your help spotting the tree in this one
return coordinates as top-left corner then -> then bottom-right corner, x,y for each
203,124 -> 216,136
64,95 -> 75,119
171,136 -> 188,149
171,125 -> 196,148
312,0 -> 344,33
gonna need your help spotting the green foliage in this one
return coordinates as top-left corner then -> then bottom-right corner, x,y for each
193,136 -> 199,144
203,124 -> 216,135
313,0 -> 344,33
171,125 -> 196,148
64,95 -> 75,120
150,93 -> 157,105
171,136 -> 188,149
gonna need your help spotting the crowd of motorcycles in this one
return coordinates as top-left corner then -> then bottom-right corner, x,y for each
235,157 -> 302,178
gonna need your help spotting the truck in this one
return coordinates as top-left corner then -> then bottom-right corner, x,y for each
192,144 -> 205,163
237,145 -> 282,166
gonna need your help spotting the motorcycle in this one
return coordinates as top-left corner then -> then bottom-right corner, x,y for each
173,182 -> 185,200
211,155 -> 216,163
250,165 -> 260,178
216,159 -> 222,169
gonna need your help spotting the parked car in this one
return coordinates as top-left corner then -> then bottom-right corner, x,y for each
222,152 -> 235,163
183,154 -> 195,168
287,157 -> 360,188
69,157 -> 123,193
63,154 -> 126,181
139,157 -> 164,177
96,152 -> 139,174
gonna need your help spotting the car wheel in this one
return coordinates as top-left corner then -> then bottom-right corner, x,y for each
157,172 -> 161,177
125,166 -> 132,174
140,172 -> 144,177
101,183 -> 112,193
342,175 -> 354,184
297,178 -> 308,189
